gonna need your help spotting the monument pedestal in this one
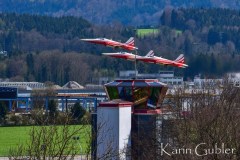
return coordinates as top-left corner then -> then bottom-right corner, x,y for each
132,109 -> 162,160
97,100 -> 132,160
92,79 -> 168,160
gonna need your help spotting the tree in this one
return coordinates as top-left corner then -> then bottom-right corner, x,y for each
71,102 -> 86,123
167,82 -> 240,159
0,101 -> 7,125
31,84 -> 57,125
26,53 -> 34,80
184,37 -> 193,55
31,90 -> 46,110
207,30 -> 220,45
48,99 -> 58,123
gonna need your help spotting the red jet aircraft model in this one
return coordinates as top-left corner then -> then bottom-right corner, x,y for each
81,37 -> 138,51
137,50 -> 188,68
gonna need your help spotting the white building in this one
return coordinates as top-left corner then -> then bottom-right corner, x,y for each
193,76 -> 223,88
227,72 -> 240,87
119,70 -> 137,78
119,70 -> 183,86
193,73 -> 240,88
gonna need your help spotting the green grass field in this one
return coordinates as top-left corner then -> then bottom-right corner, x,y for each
136,29 -> 159,38
0,126 -> 31,156
136,28 -> 183,38
0,125 -> 90,156
175,29 -> 182,36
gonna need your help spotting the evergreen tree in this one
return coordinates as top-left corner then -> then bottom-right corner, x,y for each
0,102 -> 7,125
48,99 -> 58,123
71,102 -> 86,123
26,53 -> 34,80
208,30 -> 220,45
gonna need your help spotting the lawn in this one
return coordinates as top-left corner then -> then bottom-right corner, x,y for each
136,28 -> 183,38
0,125 -> 90,156
0,126 -> 31,156
136,28 -> 159,38
175,29 -> 182,36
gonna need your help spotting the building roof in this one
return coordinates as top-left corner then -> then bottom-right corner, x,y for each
62,81 -> 84,89
0,82 -> 45,90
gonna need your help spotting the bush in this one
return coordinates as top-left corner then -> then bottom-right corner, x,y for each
8,114 -> 22,126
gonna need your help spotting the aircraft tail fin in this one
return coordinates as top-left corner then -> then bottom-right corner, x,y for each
145,50 -> 154,57
174,54 -> 185,63
174,54 -> 188,68
125,37 -> 134,46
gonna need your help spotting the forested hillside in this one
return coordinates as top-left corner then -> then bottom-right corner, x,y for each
1,0 -> 240,25
161,8 -> 240,49
159,8 -> 240,78
0,13 -> 92,53
1,8 -> 240,85
0,13 -> 140,85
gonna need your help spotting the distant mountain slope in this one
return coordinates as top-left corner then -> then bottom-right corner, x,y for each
1,9 -> 240,82
1,0 -> 240,25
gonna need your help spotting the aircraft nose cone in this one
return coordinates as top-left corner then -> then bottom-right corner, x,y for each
81,39 -> 91,41
102,53 -> 111,55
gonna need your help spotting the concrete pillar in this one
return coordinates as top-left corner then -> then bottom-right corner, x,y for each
97,100 -> 132,160
132,109 -> 161,160
91,113 -> 97,160
8,100 -> 12,111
